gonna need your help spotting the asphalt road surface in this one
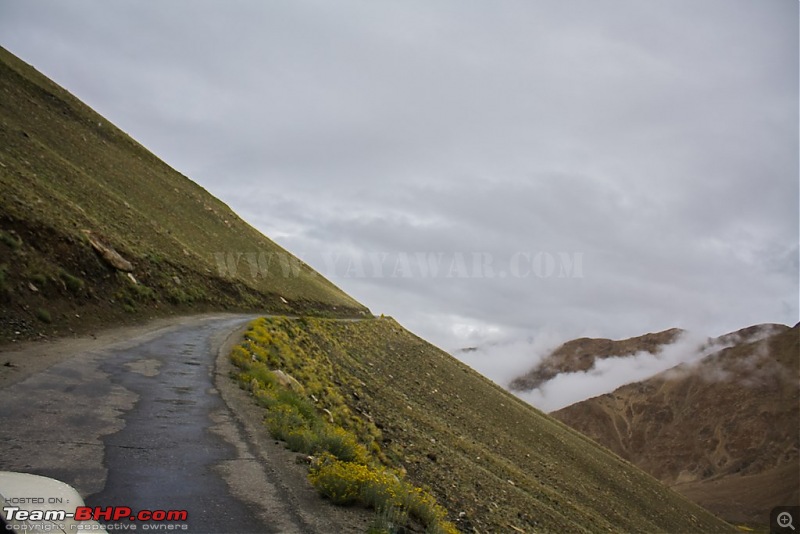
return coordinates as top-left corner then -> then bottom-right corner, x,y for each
0,314 -> 368,533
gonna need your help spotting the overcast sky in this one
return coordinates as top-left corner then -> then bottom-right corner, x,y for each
2,1 -> 797,393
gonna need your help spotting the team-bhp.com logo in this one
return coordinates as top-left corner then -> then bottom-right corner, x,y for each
4,506 -> 188,529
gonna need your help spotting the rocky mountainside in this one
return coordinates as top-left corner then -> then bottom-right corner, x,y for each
551,323 -> 799,524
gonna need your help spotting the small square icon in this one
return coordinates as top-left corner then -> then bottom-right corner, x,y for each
772,506 -> 800,533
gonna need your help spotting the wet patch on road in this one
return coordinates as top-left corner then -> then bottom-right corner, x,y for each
124,358 -> 162,377
0,349 -> 137,496
85,318 -> 276,533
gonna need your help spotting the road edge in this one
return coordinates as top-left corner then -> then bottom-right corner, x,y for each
212,317 -> 373,534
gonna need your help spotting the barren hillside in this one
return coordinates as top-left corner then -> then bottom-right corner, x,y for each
553,324 -> 799,524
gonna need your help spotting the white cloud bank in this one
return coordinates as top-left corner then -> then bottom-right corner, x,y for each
458,326 -> 781,413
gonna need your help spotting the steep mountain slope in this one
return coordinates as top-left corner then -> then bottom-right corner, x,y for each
0,47 -> 366,342
553,324 -> 799,524
238,316 -> 735,533
509,328 -> 683,391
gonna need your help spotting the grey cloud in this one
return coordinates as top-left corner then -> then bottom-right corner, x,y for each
1,0 -> 796,357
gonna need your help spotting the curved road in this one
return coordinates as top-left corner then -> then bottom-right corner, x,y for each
0,314 -> 368,533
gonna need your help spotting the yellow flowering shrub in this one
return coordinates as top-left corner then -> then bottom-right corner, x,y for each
316,426 -> 369,464
308,455 -> 458,533
231,317 -> 458,534
307,454 -> 372,505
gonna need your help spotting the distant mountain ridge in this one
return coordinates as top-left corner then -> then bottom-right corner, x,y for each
509,327 -> 684,391
519,323 -> 799,525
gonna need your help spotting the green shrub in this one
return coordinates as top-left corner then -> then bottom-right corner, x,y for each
0,231 -> 21,250
368,504 -> 408,534
114,274 -> 156,306
36,308 -> 52,323
59,270 -> 84,294
284,428 -> 318,453
265,404 -> 309,441
404,486 -> 451,530
229,345 -> 251,368
275,388 -> 318,423
145,252 -> 164,264
253,387 -> 279,409
166,288 -> 190,304
166,284 -> 207,305
131,283 -> 155,301
245,361 -> 280,390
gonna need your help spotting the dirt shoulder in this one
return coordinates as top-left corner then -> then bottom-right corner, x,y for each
213,320 -> 373,533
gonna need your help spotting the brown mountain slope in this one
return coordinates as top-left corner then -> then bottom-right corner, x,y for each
509,328 -> 683,391
552,323 -> 799,525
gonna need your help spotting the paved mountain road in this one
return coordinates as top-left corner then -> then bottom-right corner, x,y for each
0,314 -> 370,533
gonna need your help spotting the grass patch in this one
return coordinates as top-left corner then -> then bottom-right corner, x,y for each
368,503 -> 409,534
113,272 -> 156,308
35,308 -> 52,323
0,230 -> 22,250
0,264 -> 10,301
230,317 -> 457,534
59,269 -> 84,294
165,287 -> 193,305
